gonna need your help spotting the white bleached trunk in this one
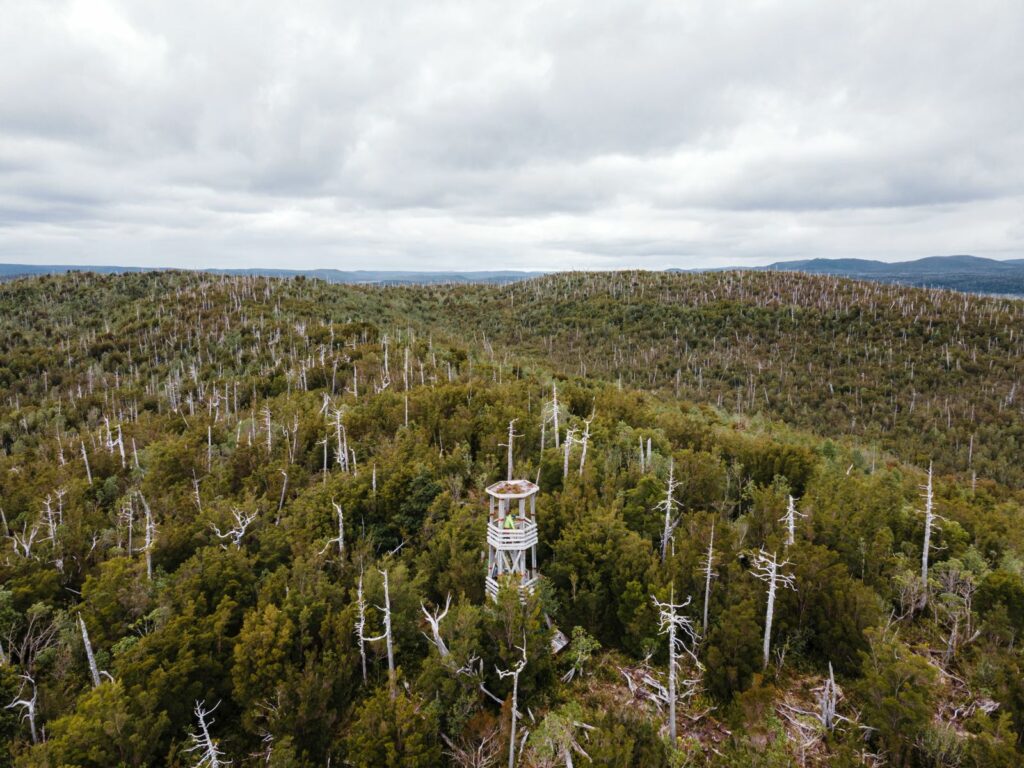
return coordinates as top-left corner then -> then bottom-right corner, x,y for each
552,384 -> 560,449
421,593 -> 451,658
78,616 -> 101,688
750,549 -> 796,670
380,569 -> 396,699
702,523 -> 715,634
355,571 -> 369,683
763,559 -> 777,669
921,462 -> 935,606
81,442 -> 92,485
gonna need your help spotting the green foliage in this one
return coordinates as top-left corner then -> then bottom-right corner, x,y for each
0,271 -> 1021,766
16,681 -> 162,768
976,569 -> 1024,634
343,687 -> 441,768
703,597 -> 762,701
854,628 -> 940,767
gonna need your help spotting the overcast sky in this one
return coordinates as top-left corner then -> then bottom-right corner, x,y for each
1,1 -> 1022,271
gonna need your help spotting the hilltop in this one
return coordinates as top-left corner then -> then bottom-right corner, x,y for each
0,271 -> 1022,767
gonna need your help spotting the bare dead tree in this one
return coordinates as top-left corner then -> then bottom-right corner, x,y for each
192,470 -> 203,513
5,674 -> 38,744
749,549 -> 797,669
780,495 -> 806,548
701,522 -> 716,634
276,470 -> 289,520
10,520 -> 40,559
525,708 -> 597,768
920,462 -> 943,608
81,441 -> 92,485
378,568 -> 396,700
7,605 -> 59,677
379,334 -> 391,392
421,593 -> 452,658
118,499 -> 135,555
138,492 -> 157,580
651,588 -> 702,744
499,420 -> 521,481
657,460 -> 681,563
318,501 -> 345,558
442,726 -> 502,768
934,564 -> 981,664
186,700 -> 230,768
261,405 -> 273,454
78,615 -> 104,688
354,568 -> 395,696
577,413 -> 594,476
211,508 -> 257,549
355,570 -> 372,684
41,494 -> 57,543
331,407 -> 349,473
562,427 -> 576,479
819,662 -> 838,731
548,383 -> 561,449
496,635 -> 528,768
539,404 -> 547,458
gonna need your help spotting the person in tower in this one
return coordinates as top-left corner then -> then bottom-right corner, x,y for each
503,510 -> 517,530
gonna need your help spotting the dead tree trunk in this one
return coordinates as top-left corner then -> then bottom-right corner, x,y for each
562,428 -> 576,479
318,501 -> 345,558
651,588 -> 702,746
355,570 -> 369,683
379,569 -> 396,700
500,420 -> 520,481
81,442 -> 92,485
578,414 -> 594,476
920,462 -> 939,608
551,384 -> 560,448
421,593 -> 452,658
78,616 -> 101,688
818,662 -> 837,731
5,675 -> 38,744
657,460 -> 680,563
496,637 -> 527,768
779,495 -> 805,548
186,700 -> 228,768
138,492 -> 156,580
750,549 -> 796,669
702,522 -> 716,634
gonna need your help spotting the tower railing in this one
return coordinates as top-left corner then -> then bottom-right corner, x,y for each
485,574 -> 540,601
486,518 -> 538,549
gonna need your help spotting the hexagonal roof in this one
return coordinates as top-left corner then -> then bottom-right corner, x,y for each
485,479 -> 539,498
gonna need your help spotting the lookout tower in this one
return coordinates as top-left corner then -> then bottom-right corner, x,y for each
485,420 -> 540,601
485,478 -> 540,601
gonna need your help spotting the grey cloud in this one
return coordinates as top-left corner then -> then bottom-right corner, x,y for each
0,0 -> 1022,268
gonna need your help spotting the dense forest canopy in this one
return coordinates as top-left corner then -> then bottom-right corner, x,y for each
1,270 -> 1023,767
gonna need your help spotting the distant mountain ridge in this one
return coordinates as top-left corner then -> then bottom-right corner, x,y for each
762,254 -> 1024,295
0,264 -> 544,285
1,254 -> 1022,295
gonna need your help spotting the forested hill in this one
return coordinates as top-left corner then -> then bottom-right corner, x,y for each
419,270 -> 1024,488
1,271 -> 1023,767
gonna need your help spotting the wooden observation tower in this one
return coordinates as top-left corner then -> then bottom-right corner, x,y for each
485,421 -> 540,601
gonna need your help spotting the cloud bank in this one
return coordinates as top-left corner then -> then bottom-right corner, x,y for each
1,0 -> 1022,269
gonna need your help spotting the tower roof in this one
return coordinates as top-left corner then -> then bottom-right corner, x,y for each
485,479 -> 539,499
